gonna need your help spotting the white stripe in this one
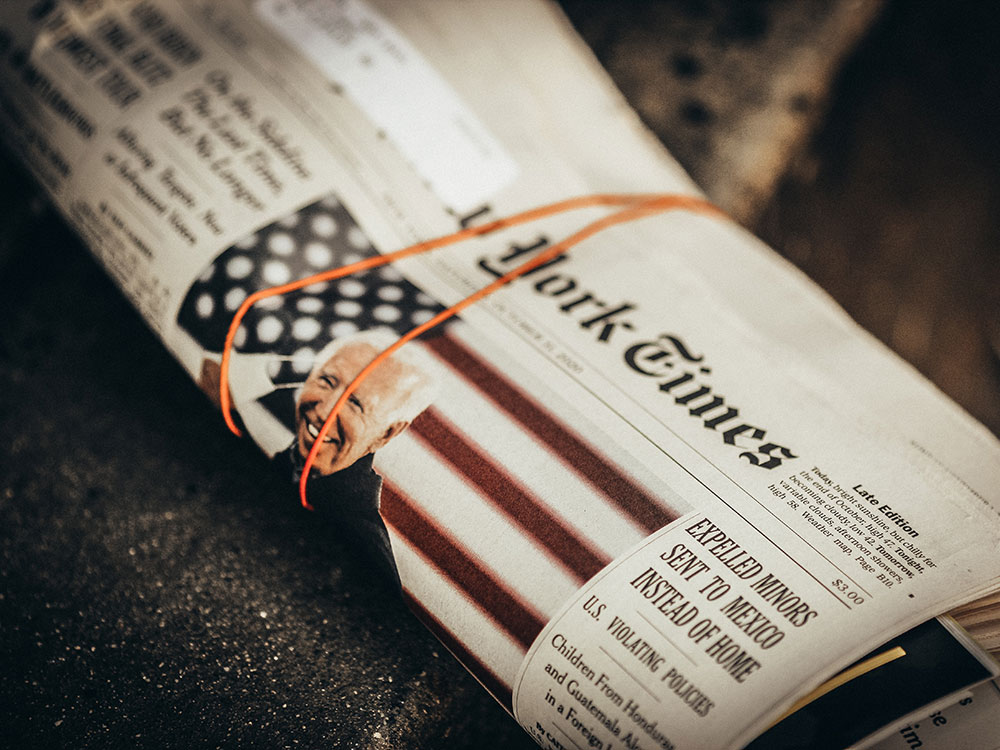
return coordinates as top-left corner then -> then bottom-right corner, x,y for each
388,532 -> 527,686
377,434 -> 579,617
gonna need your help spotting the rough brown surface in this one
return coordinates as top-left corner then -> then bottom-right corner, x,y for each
560,0 -> 885,223
755,0 -> 1000,437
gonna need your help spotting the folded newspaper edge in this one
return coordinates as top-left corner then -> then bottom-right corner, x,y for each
1,1 -> 998,747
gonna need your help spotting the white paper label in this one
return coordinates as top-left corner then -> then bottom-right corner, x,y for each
254,0 -> 519,213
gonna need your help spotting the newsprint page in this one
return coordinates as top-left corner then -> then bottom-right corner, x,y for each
2,1 -> 999,747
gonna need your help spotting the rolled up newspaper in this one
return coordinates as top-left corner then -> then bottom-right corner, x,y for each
1,1 -> 998,747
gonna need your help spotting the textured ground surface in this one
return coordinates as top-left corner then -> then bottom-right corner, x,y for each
4,1 -> 999,748
561,0 -> 885,224
754,0 -> 1000,437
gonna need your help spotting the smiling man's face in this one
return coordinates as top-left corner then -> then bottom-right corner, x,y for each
296,341 -> 421,475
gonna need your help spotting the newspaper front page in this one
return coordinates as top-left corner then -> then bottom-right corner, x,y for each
2,1 -> 999,747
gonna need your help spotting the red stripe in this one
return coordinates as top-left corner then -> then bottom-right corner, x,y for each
402,590 -> 514,711
381,483 -> 546,650
412,409 -> 608,582
427,334 -> 677,533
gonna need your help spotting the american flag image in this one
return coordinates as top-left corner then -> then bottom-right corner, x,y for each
177,193 -> 683,711
177,194 -> 447,389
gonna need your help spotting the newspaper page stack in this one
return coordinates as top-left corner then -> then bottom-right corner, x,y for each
1,1 -> 998,747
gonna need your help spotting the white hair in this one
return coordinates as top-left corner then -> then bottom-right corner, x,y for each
309,329 -> 441,425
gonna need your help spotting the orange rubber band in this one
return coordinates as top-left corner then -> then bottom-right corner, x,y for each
218,193 -> 725,510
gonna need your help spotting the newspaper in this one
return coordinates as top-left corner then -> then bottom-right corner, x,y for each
2,1 -> 999,747
860,679 -> 1000,750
